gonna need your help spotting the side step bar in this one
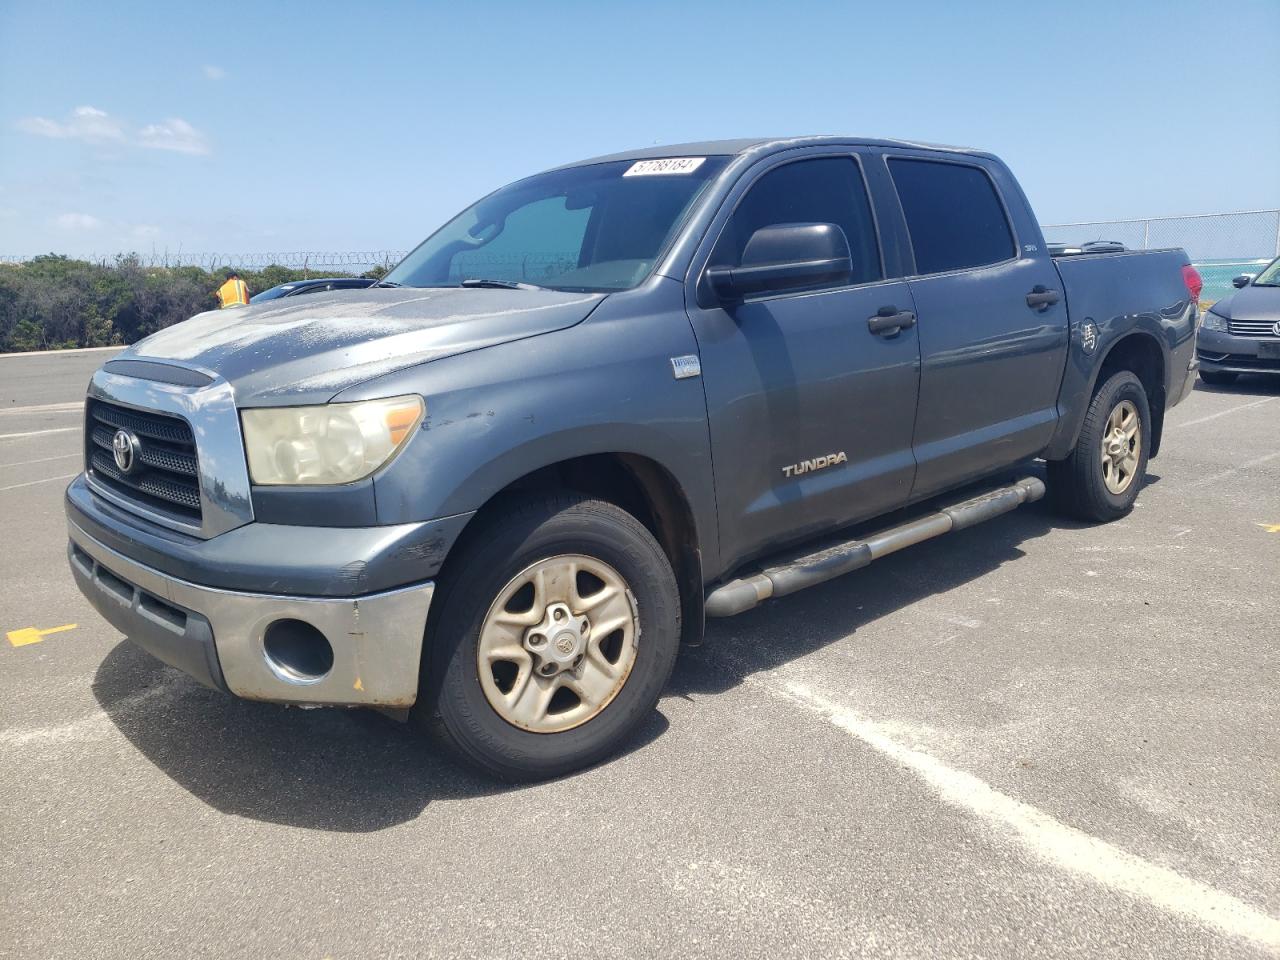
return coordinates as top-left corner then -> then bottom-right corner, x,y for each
704,476 -> 1045,618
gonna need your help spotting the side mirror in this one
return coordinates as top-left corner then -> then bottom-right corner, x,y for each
706,222 -> 853,302
1232,274 -> 1254,289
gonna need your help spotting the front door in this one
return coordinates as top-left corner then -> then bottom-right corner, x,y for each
685,152 -> 922,570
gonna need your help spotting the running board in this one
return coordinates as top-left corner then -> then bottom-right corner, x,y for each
704,476 -> 1045,618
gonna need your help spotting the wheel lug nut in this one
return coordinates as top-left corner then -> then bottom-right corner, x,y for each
529,633 -> 545,647
554,609 -> 566,622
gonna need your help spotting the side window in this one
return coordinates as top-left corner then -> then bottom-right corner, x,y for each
888,158 -> 1015,274
712,157 -> 881,287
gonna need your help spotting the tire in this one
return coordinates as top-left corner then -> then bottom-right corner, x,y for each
415,493 -> 680,781
1048,370 -> 1151,523
1199,370 -> 1238,386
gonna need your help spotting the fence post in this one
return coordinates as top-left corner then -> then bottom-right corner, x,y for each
1143,220 -> 1150,250
1274,210 -> 1280,257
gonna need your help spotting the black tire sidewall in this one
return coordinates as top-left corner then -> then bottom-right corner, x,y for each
427,497 -> 680,779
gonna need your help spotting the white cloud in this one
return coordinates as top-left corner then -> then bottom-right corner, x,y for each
16,106 -> 211,157
131,224 -> 161,239
54,213 -> 103,231
202,65 -> 226,80
138,118 -> 210,156
17,106 -> 125,144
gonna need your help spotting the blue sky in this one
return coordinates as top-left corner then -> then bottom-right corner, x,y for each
1,0 -> 1277,259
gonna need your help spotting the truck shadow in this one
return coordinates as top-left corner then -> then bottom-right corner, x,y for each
1192,376 -> 1280,396
90,642 -> 669,832
669,495 -> 1072,699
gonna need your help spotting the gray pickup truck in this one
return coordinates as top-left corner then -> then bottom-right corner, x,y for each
66,137 -> 1201,779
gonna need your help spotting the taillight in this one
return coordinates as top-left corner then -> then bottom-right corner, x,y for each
1181,264 -> 1203,302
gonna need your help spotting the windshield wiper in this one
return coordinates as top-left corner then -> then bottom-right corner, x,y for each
459,278 -> 545,291
373,279 -> 403,288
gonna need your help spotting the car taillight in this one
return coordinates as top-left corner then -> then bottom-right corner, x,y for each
1181,264 -> 1203,302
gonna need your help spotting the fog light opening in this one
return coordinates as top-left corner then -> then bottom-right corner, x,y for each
263,619 -> 334,683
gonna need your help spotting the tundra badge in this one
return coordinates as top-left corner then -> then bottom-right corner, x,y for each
782,451 -> 848,478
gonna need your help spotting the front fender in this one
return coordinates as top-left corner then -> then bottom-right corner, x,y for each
341,283 -> 722,574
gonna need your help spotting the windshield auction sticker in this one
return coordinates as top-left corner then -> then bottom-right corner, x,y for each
623,157 -> 706,176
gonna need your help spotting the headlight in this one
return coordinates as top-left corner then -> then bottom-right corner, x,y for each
1201,309 -> 1228,333
241,395 -> 424,485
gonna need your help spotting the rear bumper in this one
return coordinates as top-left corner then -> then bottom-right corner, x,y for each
68,519 -> 434,707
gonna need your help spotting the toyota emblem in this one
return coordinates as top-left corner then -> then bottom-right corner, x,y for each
112,428 -> 141,474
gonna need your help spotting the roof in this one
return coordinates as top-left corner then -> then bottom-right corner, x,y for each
551,136 -> 990,170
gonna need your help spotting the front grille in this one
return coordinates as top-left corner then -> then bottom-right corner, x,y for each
86,400 -> 202,522
1227,318 -> 1280,339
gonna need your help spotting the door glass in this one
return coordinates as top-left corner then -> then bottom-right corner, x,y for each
712,157 -> 881,287
888,158 -> 1016,274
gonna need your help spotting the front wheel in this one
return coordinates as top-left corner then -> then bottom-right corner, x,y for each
1048,370 -> 1151,522
417,494 -> 680,781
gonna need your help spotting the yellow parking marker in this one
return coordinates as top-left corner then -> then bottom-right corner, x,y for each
6,623 -> 77,647
1258,523 -> 1280,534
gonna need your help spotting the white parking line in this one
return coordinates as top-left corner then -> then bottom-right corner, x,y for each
0,677 -> 183,749
1175,396 -> 1277,428
0,345 -> 121,360
0,472 -> 78,493
1184,449 -> 1280,490
0,453 -> 80,469
775,679 -> 1280,951
0,401 -> 83,417
0,427 -> 79,441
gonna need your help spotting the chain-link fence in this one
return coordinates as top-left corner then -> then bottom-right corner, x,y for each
6,209 -> 1279,301
1042,209 -> 1280,303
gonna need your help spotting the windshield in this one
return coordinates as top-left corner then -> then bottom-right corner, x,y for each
1253,256 -> 1280,286
384,157 -> 729,292
249,284 -> 295,303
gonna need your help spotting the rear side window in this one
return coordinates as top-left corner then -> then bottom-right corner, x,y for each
888,158 -> 1015,274
712,157 -> 881,286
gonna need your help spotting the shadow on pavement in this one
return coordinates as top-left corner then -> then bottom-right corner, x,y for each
92,467 -> 1130,830
1191,376 -> 1280,396
91,642 -> 668,832
671,494 -> 1071,698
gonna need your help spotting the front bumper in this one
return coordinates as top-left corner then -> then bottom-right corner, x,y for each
68,518 -> 434,707
1196,327 -> 1280,376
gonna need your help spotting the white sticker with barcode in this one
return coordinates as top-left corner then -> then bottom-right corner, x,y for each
623,157 -> 706,177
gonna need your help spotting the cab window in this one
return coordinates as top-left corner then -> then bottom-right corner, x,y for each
711,157 -> 882,288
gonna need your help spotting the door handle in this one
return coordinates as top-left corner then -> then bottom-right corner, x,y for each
1026,285 -> 1061,311
868,306 -> 916,335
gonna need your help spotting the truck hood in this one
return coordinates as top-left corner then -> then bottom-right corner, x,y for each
126,286 -> 605,405
1208,284 -> 1280,323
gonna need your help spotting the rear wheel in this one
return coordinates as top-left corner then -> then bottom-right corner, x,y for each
1198,370 -> 1238,386
416,494 -> 680,781
1048,370 -> 1151,522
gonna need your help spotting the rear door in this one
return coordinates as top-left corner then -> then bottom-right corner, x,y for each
685,150 -> 921,569
877,152 -> 1069,498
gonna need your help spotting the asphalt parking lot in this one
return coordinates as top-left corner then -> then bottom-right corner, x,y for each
1,347 -> 1277,960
